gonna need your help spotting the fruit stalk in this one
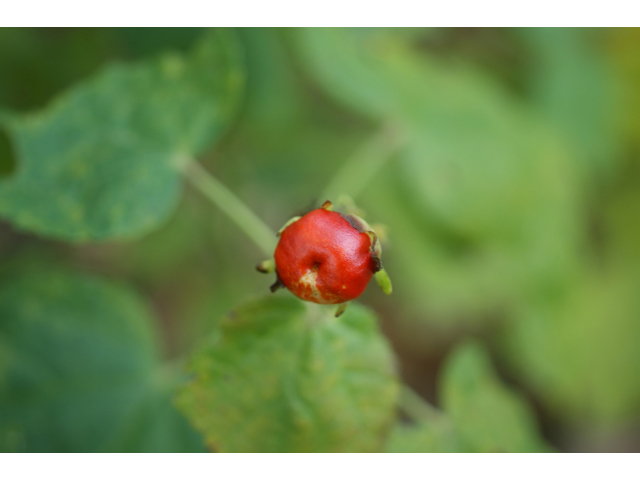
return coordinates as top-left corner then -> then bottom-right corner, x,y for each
184,160 -> 277,257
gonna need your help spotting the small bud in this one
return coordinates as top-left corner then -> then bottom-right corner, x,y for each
335,303 -> 349,317
374,268 -> 393,295
256,259 -> 276,274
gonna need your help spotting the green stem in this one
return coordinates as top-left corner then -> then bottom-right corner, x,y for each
184,160 -> 277,257
399,384 -> 443,422
319,121 -> 406,203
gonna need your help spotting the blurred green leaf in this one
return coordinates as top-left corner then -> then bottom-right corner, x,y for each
388,340 -> 549,452
294,28 -> 409,120
499,155 -> 640,428
0,28 -> 244,242
361,160 -> 582,335
177,295 -> 399,452
500,268 -> 640,426
608,28 -> 640,149
0,267 -> 205,452
440,340 -> 550,452
104,193 -> 209,285
212,28 -> 373,215
401,98 -> 578,245
105,382 -> 206,453
0,29 -> 119,112
236,28 -> 301,130
518,28 -> 621,182
602,180 -> 640,272
114,28 -> 204,60
296,28 -> 580,241
387,418 -> 459,453
297,28 -> 584,332
362,171 -> 522,324
0,125 -> 14,178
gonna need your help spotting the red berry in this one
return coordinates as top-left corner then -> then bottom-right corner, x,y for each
273,203 -> 381,304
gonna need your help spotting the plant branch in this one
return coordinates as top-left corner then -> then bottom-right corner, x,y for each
319,121 -> 406,203
184,159 -> 277,257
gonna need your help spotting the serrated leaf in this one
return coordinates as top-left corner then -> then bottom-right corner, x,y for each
177,295 -> 399,452
0,267 -> 205,452
440,341 -> 550,453
0,28 -> 244,242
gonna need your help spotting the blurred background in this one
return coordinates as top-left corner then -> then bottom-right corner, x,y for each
1,27 -> 640,452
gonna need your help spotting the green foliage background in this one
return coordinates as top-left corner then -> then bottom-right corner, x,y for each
1,27 -> 640,452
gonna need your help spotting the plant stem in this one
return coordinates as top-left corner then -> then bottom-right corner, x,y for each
319,121 -> 406,203
399,384 -> 443,422
184,160 -> 277,258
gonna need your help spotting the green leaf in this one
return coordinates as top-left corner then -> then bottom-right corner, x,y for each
387,342 -> 550,453
517,28 -> 621,182
215,28 -> 374,211
358,162 -> 581,338
0,125 -> 14,178
439,341 -> 550,452
104,380 -> 207,453
177,295 -> 399,452
0,28 -> 244,242
295,28 -> 580,242
608,28 -> 640,148
114,28 -> 204,60
0,28 -> 119,112
387,419 -> 459,453
500,268 -> 640,426
0,267 -> 205,452
293,28 -> 409,120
